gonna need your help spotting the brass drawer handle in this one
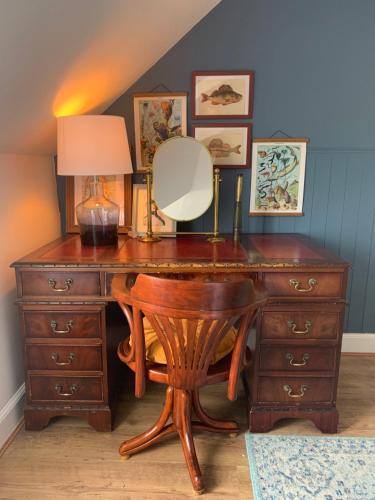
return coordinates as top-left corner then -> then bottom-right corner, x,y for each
48,278 -> 73,292
289,278 -> 317,293
287,320 -> 312,335
286,352 -> 310,367
283,384 -> 307,398
51,352 -> 75,366
54,383 -> 78,397
50,320 -> 74,334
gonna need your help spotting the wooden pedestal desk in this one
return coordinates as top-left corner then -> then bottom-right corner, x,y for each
12,233 -> 349,433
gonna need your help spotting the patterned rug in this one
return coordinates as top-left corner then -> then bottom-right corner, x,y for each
245,433 -> 375,499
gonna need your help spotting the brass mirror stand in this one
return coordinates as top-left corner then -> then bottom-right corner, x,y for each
138,167 -> 225,243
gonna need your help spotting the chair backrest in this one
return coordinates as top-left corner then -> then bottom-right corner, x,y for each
116,273 -> 266,399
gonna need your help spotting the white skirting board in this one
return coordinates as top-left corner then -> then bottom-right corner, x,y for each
0,383 -> 25,450
341,333 -> 375,353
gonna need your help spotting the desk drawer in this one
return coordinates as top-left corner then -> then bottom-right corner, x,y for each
263,272 -> 343,298
259,346 -> 336,372
20,271 -> 100,297
23,310 -> 102,339
257,376 -> 334,403
261,309 -> 340,340
26,345 -> 102,371
28,375 -> 103,402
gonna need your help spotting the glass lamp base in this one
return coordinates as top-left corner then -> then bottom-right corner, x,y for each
79,223 -> 118,246
76,176 -> 120,247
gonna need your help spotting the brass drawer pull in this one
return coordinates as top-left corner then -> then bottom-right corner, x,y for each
48,278 -> 73,292
289,278 -> 317,293
283,384 -> 307,398
50,319 -> 74,334
286,352 -> 310,367
51,352 -> 75,366
287,320 -> 312,335
54,383 -> 78,397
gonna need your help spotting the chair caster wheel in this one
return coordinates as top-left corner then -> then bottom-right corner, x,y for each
120,454 -> 130,461
229,432 -> 239,438
194,488 -> 205,495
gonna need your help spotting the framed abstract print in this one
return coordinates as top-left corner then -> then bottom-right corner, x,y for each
133,92 -> 187,172
192,123 -> 252,168
192,70 -> 254,119
66,175 -> 132,233
249,138 -> 308,216
131,184 -> 176,236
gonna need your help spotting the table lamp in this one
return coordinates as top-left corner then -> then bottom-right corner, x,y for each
57,115 -> 133,246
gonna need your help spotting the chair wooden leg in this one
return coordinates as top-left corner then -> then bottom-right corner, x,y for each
121,423 -> 176,459
119,386 -> 238,493
192,389 -> 239,434
119,385 -> 174,456
174,389 -> 204,494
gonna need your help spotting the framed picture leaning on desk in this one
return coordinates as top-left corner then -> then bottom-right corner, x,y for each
131,184 -> 176,237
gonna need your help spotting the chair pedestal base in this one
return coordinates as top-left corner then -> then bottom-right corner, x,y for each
119,386 -> 239,494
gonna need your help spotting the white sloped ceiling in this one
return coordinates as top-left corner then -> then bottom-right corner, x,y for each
0,0 -> 220,154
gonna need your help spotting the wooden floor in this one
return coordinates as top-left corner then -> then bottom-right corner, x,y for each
0,355 -> 374,499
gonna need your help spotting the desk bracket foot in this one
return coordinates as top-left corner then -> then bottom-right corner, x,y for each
249,406 -> 339,434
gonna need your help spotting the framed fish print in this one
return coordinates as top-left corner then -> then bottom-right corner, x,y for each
192,70 -> 254,119
131,184 -> 176,236
133,92 -> 187,172
249,138 -> 309,216
192,123 -> 252,169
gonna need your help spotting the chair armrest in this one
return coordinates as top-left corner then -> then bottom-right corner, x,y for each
111,274 -> 146,398
111,274 -> 134,305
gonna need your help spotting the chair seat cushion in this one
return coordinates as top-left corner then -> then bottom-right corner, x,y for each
141,317 -> 237,365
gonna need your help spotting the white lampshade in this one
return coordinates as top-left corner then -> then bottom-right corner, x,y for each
57,115 -> 133,175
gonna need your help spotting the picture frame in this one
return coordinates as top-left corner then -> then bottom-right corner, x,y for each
131,184 -> 176,236
192,123 -> 252,169
66,175 -> 132,233
249,138 -> 308,216
192,70 -> 254,119
133,92 -> 188,172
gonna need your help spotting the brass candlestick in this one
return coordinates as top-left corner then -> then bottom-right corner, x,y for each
207,168 -> 225,243
138,168 -> 161,243
233,174 -> 243,242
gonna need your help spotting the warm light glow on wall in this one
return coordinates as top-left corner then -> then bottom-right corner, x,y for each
53,70 -> 122,117
54,94 -> 89,117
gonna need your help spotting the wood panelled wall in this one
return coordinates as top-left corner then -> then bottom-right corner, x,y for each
185,150 -> 375,332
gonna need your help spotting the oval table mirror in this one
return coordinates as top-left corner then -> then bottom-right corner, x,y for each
153,136 -> 213,221
140,136 -> 224,243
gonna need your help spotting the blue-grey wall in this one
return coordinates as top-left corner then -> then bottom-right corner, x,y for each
103,0 -> 375,332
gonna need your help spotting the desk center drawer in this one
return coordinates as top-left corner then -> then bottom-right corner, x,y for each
20,271 -> 100,297
259,346 -> 336,371
26,345 -> 102,371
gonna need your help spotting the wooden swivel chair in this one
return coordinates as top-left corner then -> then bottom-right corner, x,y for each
112,273 -> 266,494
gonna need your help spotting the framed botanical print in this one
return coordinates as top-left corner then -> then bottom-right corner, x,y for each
66,175 -> 132,233
133,92 -> 187,171
192,70 -> 254,119
192,123 -> 252,168
131,184 -> 176,236
249,138 -> 308,216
